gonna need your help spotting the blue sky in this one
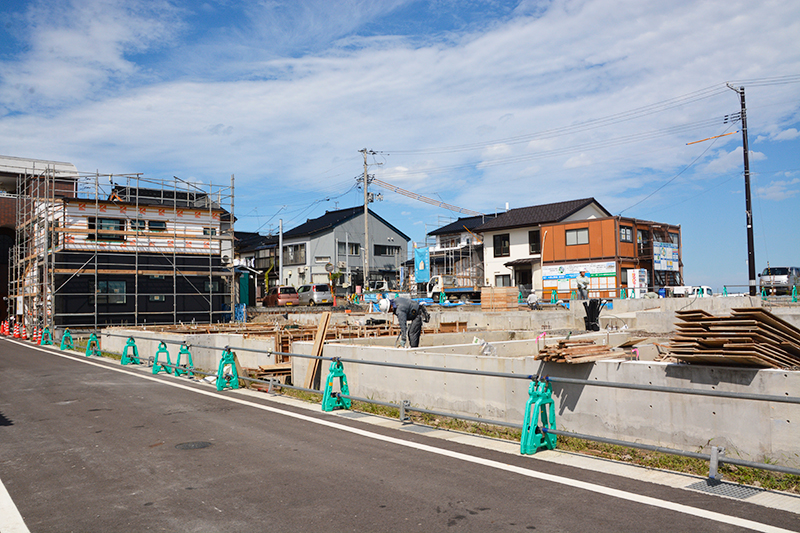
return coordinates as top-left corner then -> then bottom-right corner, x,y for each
1,0 -> 799,291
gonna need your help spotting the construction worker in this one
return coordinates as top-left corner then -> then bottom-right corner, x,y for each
379,297 -> 429,348
576,270 -> 590,300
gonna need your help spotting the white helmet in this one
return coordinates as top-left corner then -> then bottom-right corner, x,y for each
378,298 -> 392,313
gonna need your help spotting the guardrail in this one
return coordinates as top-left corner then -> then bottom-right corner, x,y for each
16,329 -> 800,480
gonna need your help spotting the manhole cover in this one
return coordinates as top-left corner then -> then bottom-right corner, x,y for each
686,479 -> 763,500
175,441 -> 213,450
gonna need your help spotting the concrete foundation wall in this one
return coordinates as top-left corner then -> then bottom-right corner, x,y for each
100,329 -> 278,370
293,338 -> 800,467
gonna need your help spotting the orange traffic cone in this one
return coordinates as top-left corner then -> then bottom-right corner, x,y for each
13,322 -> 20,338
21,324 -> 27,339
1,320 -> 7,335
32,326 -> 40,344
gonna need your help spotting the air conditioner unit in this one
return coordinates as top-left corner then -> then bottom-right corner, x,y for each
297,266 -> 306,274
337,261 -> 346,269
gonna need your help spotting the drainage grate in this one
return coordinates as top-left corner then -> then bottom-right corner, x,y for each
175,441 -> 213,450
686,479 -> 763,500
401,425 -> 437,434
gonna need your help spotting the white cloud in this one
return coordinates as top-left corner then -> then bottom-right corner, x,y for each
564,153 -> 592,168
773,128 -> 800,141
756,178 -> 800,201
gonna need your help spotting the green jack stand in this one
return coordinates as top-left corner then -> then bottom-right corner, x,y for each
520,379 -> 557,455
152,341 -> 172,375
550,290 -> 558,304
216,348 -> 239,391
85,333 -> 101,357
793,286 -> 798,303
60,329 -> 74,350
570,290 -> 577,300
439,291 -> 446,305
174,343 -> 194,377
121,337 -> 141,365
722,286 -> 728,297
321,359 -> 351,412
40,327 -> 54,346
761,288 -> 767,301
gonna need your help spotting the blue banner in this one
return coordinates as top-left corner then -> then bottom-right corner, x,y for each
414,247 -> 430,283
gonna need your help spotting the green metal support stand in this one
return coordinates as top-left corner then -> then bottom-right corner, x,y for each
793,286 -> 798,303
550,290 -> 557,304
620,288 -> 627,299
60,329 -> 73,350
216,348 -> 239,391
321,359 -> 351,412
174,343 -> 194,377
520,379 -> 557,455
570,290 -> 576,300
121,337 -> 141,365
85,333 -> 101,357
761,287 -> 767,301
722,286 -> 728,297
40,327 -> 53,346
152,341 -> 172,375
439,291 -> 446,305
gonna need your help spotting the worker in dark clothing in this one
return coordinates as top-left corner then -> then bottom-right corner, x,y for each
379,297 -> 429,348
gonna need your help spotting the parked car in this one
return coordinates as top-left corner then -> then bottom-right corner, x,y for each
297,283 -> 333,305
759,266 -> 800,295
263,286 -> 299,307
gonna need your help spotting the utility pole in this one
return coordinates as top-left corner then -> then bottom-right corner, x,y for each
728,84 -> 757,296
359,148 -> 375,291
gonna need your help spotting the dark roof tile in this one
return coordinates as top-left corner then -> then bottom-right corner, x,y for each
475,198 -> 609,232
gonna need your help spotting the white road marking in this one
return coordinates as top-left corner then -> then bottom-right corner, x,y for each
0,474 -> 30,533
5,338 -> 797,533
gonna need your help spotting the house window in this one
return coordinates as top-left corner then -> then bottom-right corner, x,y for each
338,242 -> 361,255
283,243 -> 306,266
203,227 -> 216,236
131,219 -> 146,231
495,274 -> 512,287
566,228 -> 589,246
149,220 -> 167,231
87,217 -> 125,241
205,281 -> 219,292
493,234 -> 510,257
669,232 -> 679,245
315,256 -> 331,263
528,229 -> 541,254
620,226 -> 633,243
374,245 -> 401,256
149,294 -> 166,302
97,280 -> 126,304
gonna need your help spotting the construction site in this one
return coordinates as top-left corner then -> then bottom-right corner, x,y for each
2,158 -> 235,331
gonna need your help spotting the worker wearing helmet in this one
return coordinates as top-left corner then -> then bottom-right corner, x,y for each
379,297 -> 429,348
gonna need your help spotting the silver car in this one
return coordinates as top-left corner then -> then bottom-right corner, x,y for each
759,266 -> 800,295
297,283 -> 333,305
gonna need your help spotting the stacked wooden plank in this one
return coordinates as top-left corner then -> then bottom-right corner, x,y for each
245,363 -> 292,385
535,339 -> 618,364
669,307 -> 800,369
481,287 -> 519,311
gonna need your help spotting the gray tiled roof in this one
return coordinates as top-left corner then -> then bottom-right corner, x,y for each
475,198 -> 609,232
284,206 -> 410,241
428,214 -> 498,236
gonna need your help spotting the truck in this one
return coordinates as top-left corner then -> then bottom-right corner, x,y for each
426,275 -> 484,303
669,285 -> 713,297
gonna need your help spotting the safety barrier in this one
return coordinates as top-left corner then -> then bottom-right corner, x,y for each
152,342 -> 173,375
121,337 -> 141,365
40,327 -> 54,346
85,333 -> 101,357
60,329 -> 74,350
37,329 -> 800,478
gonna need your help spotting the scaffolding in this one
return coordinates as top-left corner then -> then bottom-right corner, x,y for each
10,169 -> 235,331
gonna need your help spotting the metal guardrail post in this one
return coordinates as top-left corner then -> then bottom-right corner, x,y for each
400,400 -> 411,424
322,359 -> 351,412
152,341 -> 172,375
121,337 -> 141,365
520,379 -> 557,455
709,445 -> 725,480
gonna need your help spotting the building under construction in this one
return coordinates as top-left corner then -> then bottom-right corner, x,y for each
0,156 -> 235,331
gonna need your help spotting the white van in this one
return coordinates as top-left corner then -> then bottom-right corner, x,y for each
759,267 -> 800,295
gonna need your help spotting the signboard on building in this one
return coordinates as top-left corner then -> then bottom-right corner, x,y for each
542,261 -> 617,297
653,242 -> 679,272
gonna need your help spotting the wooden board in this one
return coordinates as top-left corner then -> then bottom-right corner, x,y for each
304,311 -> 331,389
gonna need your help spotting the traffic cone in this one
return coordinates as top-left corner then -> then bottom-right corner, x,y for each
13,322 -> 20,338
1,320 -> 7,335
21,324 -> 27,339
32,327 -> 40,344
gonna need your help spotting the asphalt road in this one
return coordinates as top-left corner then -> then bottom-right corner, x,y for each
0,337 -> 797,532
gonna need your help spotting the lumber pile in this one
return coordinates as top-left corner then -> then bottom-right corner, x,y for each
535,339 -> 619,364
669,307 -> 800,369
245,363 -> 292,385
481,287 -> 519,311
